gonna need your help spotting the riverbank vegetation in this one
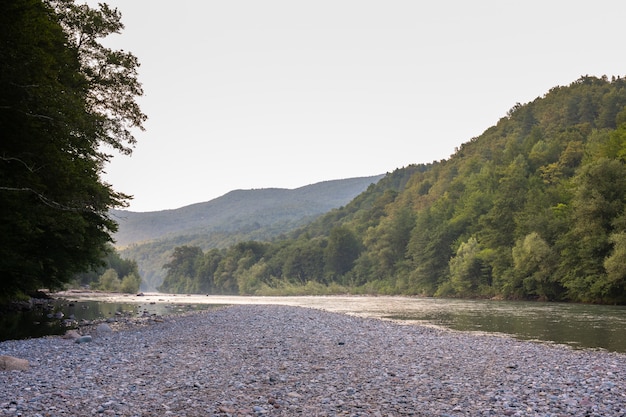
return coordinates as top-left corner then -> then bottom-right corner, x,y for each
159,76 -> 626,304
72,247 -> 142,294
0,0 -> 145,302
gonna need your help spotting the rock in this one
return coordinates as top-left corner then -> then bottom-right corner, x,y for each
96,323 -> 113,335
75,335 -> 93,344
136,292 -> 145,296
0,355 -> 29,371
63,330 -> 82,340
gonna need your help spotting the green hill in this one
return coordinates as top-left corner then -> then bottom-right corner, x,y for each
113,175 -> 383,290
158,75 -> 626,304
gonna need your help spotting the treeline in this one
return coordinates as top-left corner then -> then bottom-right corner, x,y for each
160,76 -> 626,304
121,215 -> 328,292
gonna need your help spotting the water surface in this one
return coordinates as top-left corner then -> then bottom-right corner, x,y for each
4,293 -> 626,353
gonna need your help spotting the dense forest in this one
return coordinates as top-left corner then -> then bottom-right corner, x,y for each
160,76 -> 626,304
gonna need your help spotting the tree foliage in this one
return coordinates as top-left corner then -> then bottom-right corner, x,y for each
0,0 -> 144,299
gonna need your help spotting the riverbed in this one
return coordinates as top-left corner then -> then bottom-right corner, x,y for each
45,291 -> 626,353
1,304 -> 625,416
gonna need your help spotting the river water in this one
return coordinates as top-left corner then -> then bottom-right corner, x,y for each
3,293 -> 626,353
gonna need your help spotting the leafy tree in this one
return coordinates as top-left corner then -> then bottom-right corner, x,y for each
511,232 -> 560,300
194,249 -> 224,293
48,0 -> 146,156
282,238 -> 325,285
406,204 -> 459,295
73,245 -> 142,291
602,232 -> 626,303
324,226 -> 360,280
96,268 -> 121,292
119,271 -> 142,294
445,237 -> 491,297
0,0 -> 144,299
211,241 -> 267,294
557,158 -> 626,301
159,246 -> 203,293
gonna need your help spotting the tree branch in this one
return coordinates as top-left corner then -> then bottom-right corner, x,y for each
1,186 -> 86,212
1,155 -> 40,172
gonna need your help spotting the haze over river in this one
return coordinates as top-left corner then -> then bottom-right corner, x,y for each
29,293 -> 626,353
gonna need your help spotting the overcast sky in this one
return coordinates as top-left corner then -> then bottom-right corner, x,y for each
90,0 -> 626,212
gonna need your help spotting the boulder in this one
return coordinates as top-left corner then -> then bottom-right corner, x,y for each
0,355 -> 29,371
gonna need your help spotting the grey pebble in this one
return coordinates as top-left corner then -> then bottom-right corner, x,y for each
1,304 -> 625,416
74,335 -> 92,344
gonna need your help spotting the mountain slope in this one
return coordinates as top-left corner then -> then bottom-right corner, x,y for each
112,175 -> 384,248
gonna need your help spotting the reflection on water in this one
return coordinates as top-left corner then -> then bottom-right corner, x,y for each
0,299 -> 220,342
207,295 -> 626,353
375,299 -> 626,352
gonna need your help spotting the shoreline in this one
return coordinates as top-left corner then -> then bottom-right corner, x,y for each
1,304 -> 625,416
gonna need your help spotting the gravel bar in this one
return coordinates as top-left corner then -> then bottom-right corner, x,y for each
1,304 -> 625,416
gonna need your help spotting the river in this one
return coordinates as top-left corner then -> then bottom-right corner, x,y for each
3,292 -> 626,353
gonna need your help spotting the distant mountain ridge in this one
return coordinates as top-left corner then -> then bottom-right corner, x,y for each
112,175 -> 384,248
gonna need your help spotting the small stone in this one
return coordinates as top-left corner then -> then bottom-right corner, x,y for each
75,335 -> 93,344
63,329 -> 82,340
96,323 -> 113,335
0,355 -> 29,371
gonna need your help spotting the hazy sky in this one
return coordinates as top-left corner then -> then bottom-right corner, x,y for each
90,0 -> 626,212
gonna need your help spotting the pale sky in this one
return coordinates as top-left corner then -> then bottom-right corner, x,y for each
90,0 -> 626,212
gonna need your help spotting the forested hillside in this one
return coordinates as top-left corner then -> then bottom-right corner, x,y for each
160,76 -> 626,304
115,176 -> 383,290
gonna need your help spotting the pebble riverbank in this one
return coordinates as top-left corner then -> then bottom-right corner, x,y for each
1,305 -> 625,416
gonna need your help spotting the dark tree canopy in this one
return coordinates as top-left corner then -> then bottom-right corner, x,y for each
0,0 -> 145,299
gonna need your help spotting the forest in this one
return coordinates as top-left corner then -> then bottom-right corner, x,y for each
159,76 -> 626,304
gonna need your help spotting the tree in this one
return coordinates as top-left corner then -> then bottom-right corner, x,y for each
602,232 -> 626,303
282,238 -> 325,285
96,268 -> 121,292
445,237 -> 491,297
557,158 -> 626,301
0,0 -> 145,299
511,232 -> 560,300
159,246 -> 203,293
119,271 -> 142,294
48,0 -> 146,157
324,226 -> 360,280
73,245 -> 142,290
